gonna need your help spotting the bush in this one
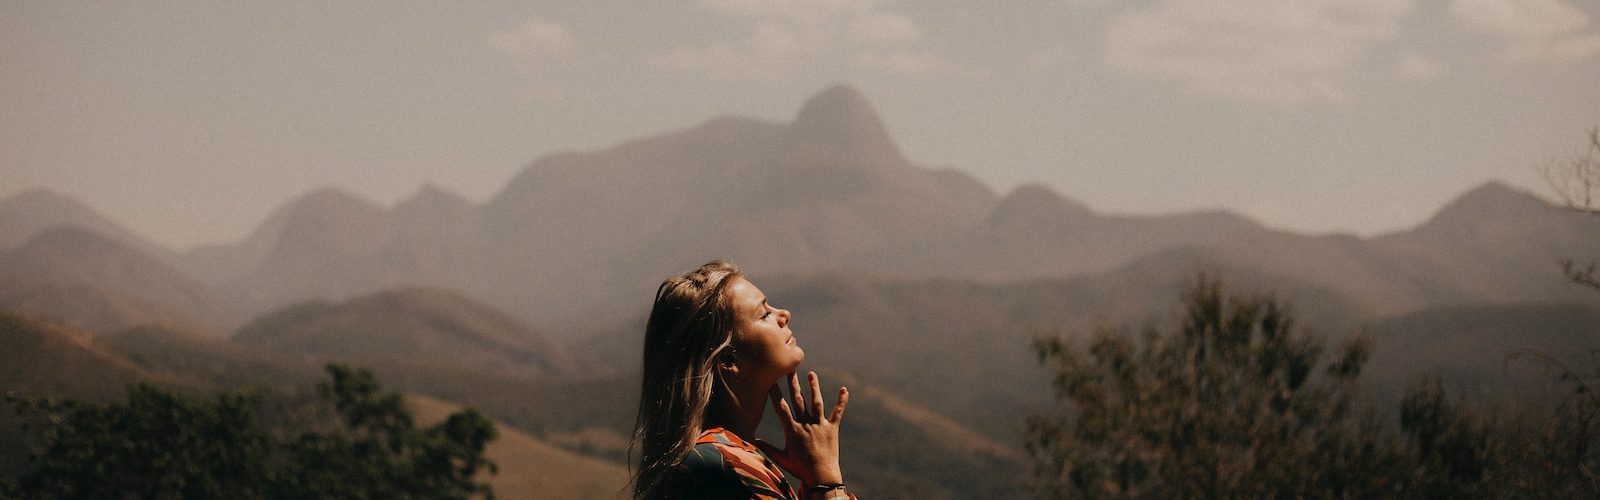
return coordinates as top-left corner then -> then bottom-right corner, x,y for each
3,364 -> 496,499
1026,276 -> 1390,498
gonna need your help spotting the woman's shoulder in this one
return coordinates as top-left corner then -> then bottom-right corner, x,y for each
687,427 -> 766,474
684,427 -> 793,499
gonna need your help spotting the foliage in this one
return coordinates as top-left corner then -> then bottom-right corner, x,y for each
1495,351 -> 1600,497
2,364 -> 496,499
1025,276 -> 1391,498
1396,378 -> 1499,497
3,385 -> 272,498
1025,275 -> 1600,498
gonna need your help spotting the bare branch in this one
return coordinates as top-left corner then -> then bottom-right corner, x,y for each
1544,127 -> 1600,214
1562,260 -> 1600,292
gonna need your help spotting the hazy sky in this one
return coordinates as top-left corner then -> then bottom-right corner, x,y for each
4,0 -> 1599,251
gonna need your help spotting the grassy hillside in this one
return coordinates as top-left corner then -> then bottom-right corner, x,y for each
0,311 -> 192,402
0,311 -> 204,477
98,325 -> 321,390
407,393 -> 631,499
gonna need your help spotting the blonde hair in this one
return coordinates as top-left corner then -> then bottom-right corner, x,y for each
632,261 -> 742,500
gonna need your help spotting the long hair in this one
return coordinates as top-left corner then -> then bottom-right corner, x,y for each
632,261 -> 742,500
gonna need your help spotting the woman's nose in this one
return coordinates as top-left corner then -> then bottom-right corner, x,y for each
777,308 -> 790,326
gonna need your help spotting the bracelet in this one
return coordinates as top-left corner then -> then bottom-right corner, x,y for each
808,482 -> 846,493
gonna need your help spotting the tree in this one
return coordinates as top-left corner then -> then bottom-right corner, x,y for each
3,364 -> 497,499
1544,126 -> 1600,290
271,365 -> 499,499
3,385 -> 273,498
1527,126 -> 1600,494
1025,276 -> 1393,498
1396,378 -> 1500,498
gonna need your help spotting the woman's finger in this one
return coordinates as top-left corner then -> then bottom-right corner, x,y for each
829,387 -> 849,423
808,371 -> 824,419
788,372 -> 806,420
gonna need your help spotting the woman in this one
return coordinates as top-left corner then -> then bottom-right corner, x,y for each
633,261 -> 857,500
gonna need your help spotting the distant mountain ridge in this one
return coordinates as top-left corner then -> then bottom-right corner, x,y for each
0,189 -> 175,260
1,85 -> 1593,340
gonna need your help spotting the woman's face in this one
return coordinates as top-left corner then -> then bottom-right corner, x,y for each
725,276 -> 804,381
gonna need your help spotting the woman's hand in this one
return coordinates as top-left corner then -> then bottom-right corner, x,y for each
754,371 -> 850,487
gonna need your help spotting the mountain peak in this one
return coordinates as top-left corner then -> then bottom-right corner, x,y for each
1413,180 -> 1559,235
989,183 -> 1095,227
397,183 -> 472,212
1456,180 -> 1541,205
291,187 -> 381,212
776,84 -> 909,172
0,189 -> 169,257
261,187 -> 392,262
15,224 -> 125,256
1434,181 -> 1551,218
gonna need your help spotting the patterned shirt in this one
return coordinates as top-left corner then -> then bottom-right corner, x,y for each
683,427 -> 856,500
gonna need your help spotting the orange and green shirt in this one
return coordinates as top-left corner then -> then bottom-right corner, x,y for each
683,427 -> 856,500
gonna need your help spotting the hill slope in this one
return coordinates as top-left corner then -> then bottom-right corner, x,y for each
0,226 -> 233,335
407,394 -> 630,500
0,189 -> 173,260
233,287 -> 578,378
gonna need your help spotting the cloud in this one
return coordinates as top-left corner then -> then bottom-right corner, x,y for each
1105,0 -> 1416,104
1450,0 -> 1600,64
651,0 -> 981,80
649,21 -> 808,79
849,50 -> 990,80
1024,45 -> 1075,70
847,12 -> 922,44
487,18 -> 576,102
1395,52 -> 1447,81
487,18 -> 575,65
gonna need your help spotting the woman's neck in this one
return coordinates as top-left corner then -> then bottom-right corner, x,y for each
707,378 -> 769,439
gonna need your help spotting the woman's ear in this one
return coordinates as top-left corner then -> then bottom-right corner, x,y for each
717,349 -> 739,374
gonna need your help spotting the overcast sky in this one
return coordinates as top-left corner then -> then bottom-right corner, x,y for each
4,0 -> 1599,251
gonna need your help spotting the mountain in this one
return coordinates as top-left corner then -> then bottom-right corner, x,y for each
0,226 -> 234,335
168,85 -> 1597,344
882,183 -> 1264,280
473,83 -> 1000,327
1129,182 -> 1600,317
386,183 -> 488,290
1373,181 -> 1600,304
773,84 -> 910,173
197,85 -> 1003,335
233,287 -> 578,378
0,311 -> 205,476
1363,301 -> 1600,407
99,325 -> 320,390
0,310 -> 185,402
206,185 -> 495,320
179,192 -> 302,287
0,189 -> 173,260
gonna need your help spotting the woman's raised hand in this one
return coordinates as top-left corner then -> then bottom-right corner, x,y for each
754,371 -> 849,488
